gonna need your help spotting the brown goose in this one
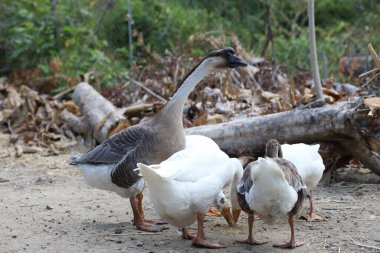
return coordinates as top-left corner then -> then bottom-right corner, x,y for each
70,48 -> 248,232
236,139 -> 308,248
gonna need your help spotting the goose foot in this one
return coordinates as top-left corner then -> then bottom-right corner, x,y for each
181,228 -> 196,240
192,213 -> 225,248
300,190 -> 325,221
130,195 -> 168,232
143,218 -> 167,225
192,238 -> 226,249
300,212 -> 326,222
273,240 -> 305,249
236,238 -> 268,245
136,223 -> 169,232
236,214 -> 266,245
275,214 -> 304,248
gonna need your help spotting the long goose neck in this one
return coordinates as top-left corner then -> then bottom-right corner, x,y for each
230,159 -> 244,210
159,61 -> 211,121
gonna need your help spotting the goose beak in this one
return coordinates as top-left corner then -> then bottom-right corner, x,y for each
226,53 -> 248,68
220,205 -> 235,226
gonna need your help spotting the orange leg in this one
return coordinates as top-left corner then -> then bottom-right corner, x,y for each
136,192 -> 166,225
192,213 -> 226,248
136,191 -> 145,219
273,214 -> 305,248
300,190 -> 326,221
181,228 -> 196,240
236,214 -> 267,245
129,196 -> 167,232
232,209 -> 241,225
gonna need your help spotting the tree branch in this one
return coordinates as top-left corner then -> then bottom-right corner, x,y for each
308,0 -> 323,99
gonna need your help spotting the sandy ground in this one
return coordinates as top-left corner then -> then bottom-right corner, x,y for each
1,133 -> 380,253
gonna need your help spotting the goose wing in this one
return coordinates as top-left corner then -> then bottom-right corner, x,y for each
274,158 -> 306,192
236,161 -> 257,214
157,148 -> 230,182
72,124 -> 154,165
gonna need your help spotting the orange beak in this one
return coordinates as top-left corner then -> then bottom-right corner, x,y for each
207,207 -> 222,216
220,205 -> 235,226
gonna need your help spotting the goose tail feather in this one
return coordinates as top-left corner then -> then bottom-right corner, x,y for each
69,154 -> 81,165
137,163 -> 166,183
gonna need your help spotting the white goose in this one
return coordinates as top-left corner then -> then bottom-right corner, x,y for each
282,143 -> 325,221
70,48 -> 247,232
236,139 -> 308,249
185,135 -> 241,225
136,138 -> 243,248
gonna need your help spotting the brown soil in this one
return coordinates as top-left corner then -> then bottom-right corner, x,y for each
1,133 -> 379,253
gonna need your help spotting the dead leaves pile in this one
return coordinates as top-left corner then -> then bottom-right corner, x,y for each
112,33 -> 361,127
0,79 -> 76,157
0,34 -> 365,153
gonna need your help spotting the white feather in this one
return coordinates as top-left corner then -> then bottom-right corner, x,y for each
74,163 -> 144,198
246,157 -> 298,225
138,137 -> 243,229
282,143 -> 325,189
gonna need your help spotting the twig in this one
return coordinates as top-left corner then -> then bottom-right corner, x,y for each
173,55 -> 183,85
137,66 -> 147,81
124,77 -> 167,103
361,71 -> 380,88
107,232 -> 161,236
19,204 -> 39,207
359,67 -> 379,78
0,178 -> 9,183
368,43 -> 380,69
53,86 -> 75,100
0,154 -> 11,159
349,236 -> 380,251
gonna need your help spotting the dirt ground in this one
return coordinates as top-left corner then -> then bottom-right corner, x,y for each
1,133 -> 379,253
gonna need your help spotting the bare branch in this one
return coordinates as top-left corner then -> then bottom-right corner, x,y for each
308,0 -> 323,99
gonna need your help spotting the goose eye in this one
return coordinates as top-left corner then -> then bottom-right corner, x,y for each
223,47 -> 235,55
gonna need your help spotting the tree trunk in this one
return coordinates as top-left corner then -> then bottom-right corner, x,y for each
71,82 -> 128,143
185,98 -> 380,176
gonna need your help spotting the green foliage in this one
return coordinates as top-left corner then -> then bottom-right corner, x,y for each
0,0 -> 128,88
1,0 -> 55,68
1,0 -> 380,89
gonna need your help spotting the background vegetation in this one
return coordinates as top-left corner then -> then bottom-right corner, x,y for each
1,0 -> 379,90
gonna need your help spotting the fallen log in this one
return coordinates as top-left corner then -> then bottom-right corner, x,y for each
185,98 -> 380,176
70,82 -> 128,142
62,82 -> 165,143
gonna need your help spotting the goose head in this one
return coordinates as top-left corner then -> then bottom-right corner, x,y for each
265,139 -> 282,158
172,47 -> 248,94
203,47 -> 248,70
161,47 -> 247,121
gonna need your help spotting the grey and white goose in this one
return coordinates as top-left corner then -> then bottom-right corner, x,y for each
70,48 -> 248,232
236,139 -> 308,249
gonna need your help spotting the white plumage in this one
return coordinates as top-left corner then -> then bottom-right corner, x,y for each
74,163 -> 145,198
70,48 -> 247,232
282,143 -> 325,221
137,135 -> 243,248
236,139 -> 307,248
247,157 -> 298,225
282,143 -> 324,189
